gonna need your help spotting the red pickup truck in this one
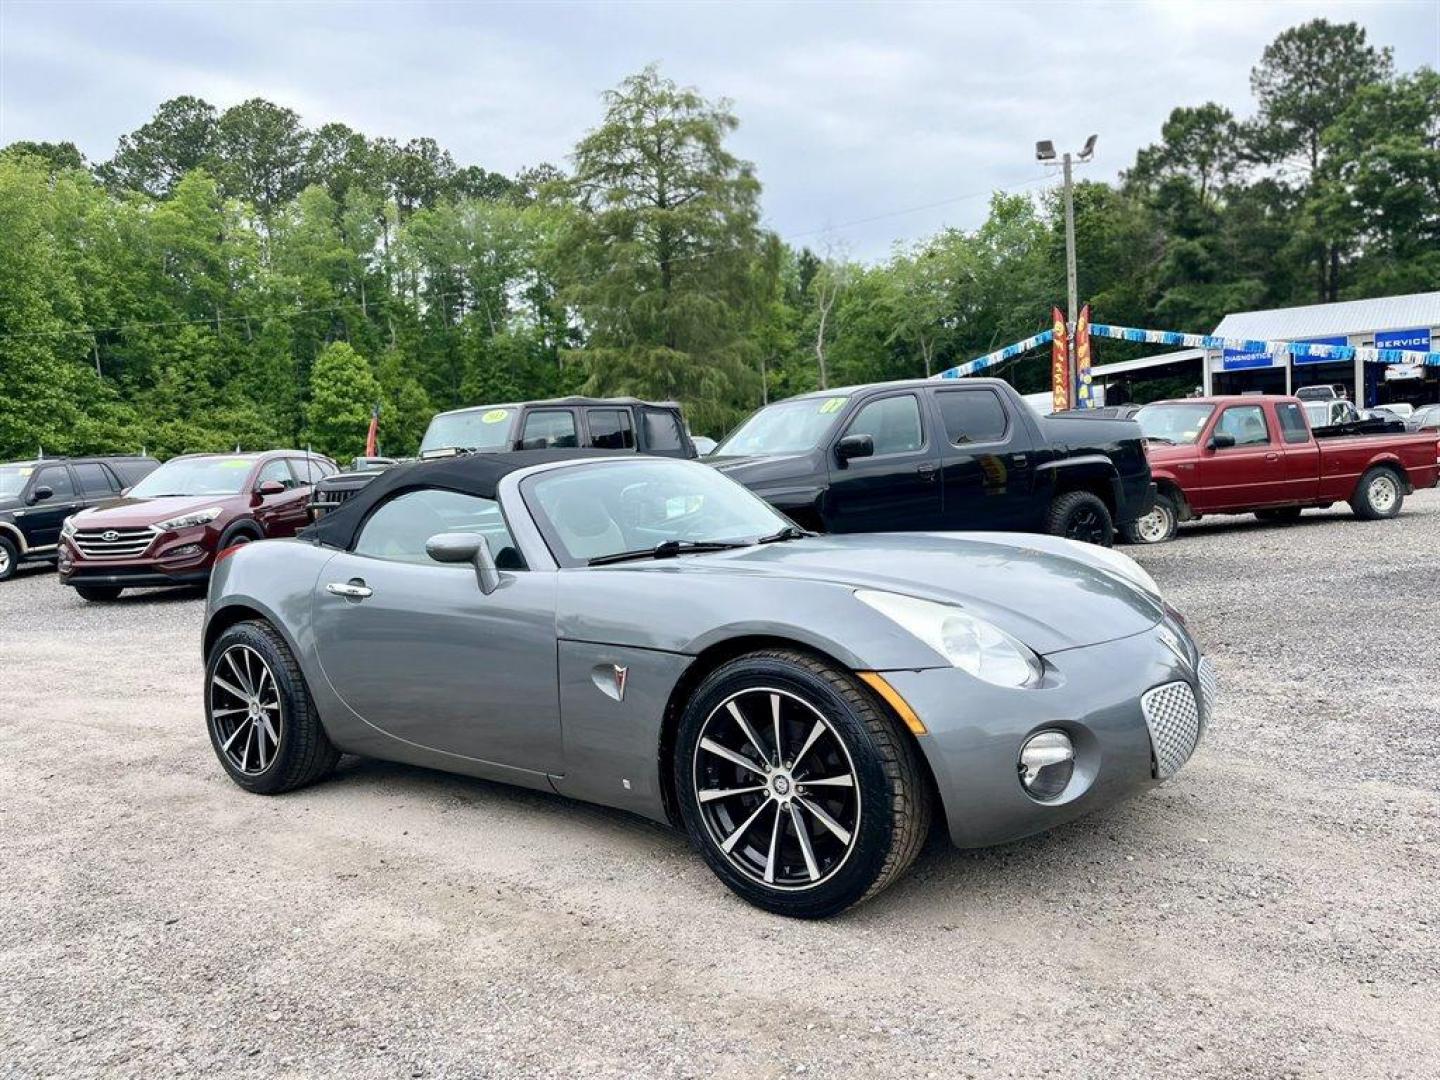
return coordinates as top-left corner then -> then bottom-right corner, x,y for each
1126,395 -> 1439,544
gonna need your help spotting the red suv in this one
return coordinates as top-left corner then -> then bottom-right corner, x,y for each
58,451 -> 336,601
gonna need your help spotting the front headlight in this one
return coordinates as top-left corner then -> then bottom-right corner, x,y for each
1067,541 -> 1160,597
156,506 -> 222,531
855,589 -> 1043,687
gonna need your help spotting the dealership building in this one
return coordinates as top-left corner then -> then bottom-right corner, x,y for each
1091,291 -> 1440,407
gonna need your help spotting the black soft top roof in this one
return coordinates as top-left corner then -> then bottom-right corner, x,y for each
300,448 -> 618,550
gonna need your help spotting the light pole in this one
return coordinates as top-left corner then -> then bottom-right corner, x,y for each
1035,135 -> 1097,398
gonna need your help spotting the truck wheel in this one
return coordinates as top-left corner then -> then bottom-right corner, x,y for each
675,649 -> 931,918
1122,494 -> 1177,545
1048,491 -> 1115,547
75,585 -> 123,602
0,535 -> 16,581
1350,467 -> 1404,521
1255,507 -> 1303,524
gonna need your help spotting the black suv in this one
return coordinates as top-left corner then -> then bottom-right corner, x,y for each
709,379 -> 1154,546
309,397 -> 696,519
0,456 -> 159,581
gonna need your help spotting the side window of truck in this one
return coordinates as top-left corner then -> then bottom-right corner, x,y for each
936,389 -> 1008,445
1215,405 -> 1270,447
73,463 -> 118,496
35,465 -> 76,500
1275,403 -> 1310,444
520,410 -> 578,449
640,409 -> 686,453
844,395 -> 924,456
587,409 -> 635,450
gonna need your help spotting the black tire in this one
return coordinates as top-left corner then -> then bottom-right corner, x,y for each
1255,507 -> 1303,524
674,648 -> 931,918
74,584 -> 123,602
1122,493 -> 1178,545
0,535 -> 16,582
1350,466 -> 1404,521
205,619 -> 339,795
1048,490 -> 1115,547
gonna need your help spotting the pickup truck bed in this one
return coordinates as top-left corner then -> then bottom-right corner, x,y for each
1130,394 -> 1438,543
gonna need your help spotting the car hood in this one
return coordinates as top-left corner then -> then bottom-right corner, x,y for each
707,452 -> 815,484
603,532 -> 1163,655
1144,442 -> 1199,464
70,495 -> 237,529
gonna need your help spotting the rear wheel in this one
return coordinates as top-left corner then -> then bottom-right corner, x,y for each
1255,507 -> 1303,524
675,649 -> 930,918
1048,491 -> 1115,547
1122,493 -> 1177,545
1350,467 -> 1404,521
206,620 -> 339,794
0,536 -> 16,582
74,585 -> 123,602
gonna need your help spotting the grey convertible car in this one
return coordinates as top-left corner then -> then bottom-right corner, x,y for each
203,450 -> 1215,917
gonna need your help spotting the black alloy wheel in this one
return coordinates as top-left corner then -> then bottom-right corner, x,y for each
675,649 -> 931,918
1049,491 -> 1115,547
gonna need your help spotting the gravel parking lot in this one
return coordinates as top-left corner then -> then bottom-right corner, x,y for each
3,491 -> 1438,1079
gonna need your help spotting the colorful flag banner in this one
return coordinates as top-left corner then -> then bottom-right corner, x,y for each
365,403 -> 380,457
1051,307 -> 1070,413
937,329 -> 1054,379
1074,305 -> 1093,408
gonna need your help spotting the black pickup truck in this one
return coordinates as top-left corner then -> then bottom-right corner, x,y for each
308,397 -> 697,519
708,379 -> 1153,546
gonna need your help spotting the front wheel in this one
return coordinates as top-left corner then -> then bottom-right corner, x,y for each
1048,491 -> 1115,547
206,620 -> 339,794
675,649 -> 931,918
1122,493 -> 1177,545
1350,467 -> 1404,521
0,535 -> 16,582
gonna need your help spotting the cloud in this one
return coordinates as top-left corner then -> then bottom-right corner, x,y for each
2,0 -> 1434,259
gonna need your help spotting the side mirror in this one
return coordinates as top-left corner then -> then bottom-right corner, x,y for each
256,479 -> 287,497
1208,433 -> 1236,450
835,434 -> 874,465
426,532 -> 501,595
29,485 -> 54,504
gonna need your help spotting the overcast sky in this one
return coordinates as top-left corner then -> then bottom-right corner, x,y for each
2,0 -> 1437,259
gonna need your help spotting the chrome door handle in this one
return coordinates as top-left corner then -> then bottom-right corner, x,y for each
326,581 -> 373,599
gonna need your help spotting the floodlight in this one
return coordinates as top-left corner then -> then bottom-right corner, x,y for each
1035,140 -> 1056,162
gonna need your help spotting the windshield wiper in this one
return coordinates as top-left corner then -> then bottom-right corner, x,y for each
588,539 -> 750,566
757,525 -> 809,544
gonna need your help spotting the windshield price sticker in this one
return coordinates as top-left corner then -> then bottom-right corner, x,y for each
481,409 -> 510,423
218,459 -> 251,468
818,397 -> 846,415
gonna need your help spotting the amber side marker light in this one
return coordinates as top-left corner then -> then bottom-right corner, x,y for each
214,544 -> 246,566
857,672 -> 928,736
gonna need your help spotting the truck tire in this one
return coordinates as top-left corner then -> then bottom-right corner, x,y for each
1048,491 -> 1115,547
1122,493 -> 1177,545
1350,467 -> 1404,521
0,535 -> 16,582
1255,507 -> 1303,524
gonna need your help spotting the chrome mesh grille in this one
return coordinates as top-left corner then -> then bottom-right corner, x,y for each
1141,680 -> 1202,780
1197,657 -> 1219,730
72,526 -> 157,559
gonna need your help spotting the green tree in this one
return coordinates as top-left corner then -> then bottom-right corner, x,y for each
98,95 -> 218,197
1,140 -> 86,173
216,98 -> 309,225
305,342 -> 383,459
561,65 -> 764,432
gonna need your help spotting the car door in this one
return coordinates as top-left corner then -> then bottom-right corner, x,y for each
1273,401 -> 1320,503
824,391 -> 943,532
584,407 -> 637,451
19,464 -> 82,549
518,409 -> 579,450
1194,403 -> 1288,509
931,386 -> 1035,530
310,487 -> 562,773
250,459 -> 310,537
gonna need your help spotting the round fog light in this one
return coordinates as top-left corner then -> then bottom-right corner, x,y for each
1018,731 -> 1075,801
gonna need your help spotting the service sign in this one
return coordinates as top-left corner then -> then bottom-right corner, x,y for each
1375,327 -> 1432,352
1292,335 -> 1348,366
1222,347 -> 1271,371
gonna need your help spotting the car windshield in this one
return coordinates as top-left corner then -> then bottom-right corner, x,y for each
0,465 -> 35,498
128,457 -> 253,497
715,396 -> 849,456
525,459 -> 791,566
1135,403 -> 1215,445
420,407 -> 516,455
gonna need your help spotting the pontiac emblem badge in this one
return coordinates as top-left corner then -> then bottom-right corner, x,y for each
612,665 -> 628,702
